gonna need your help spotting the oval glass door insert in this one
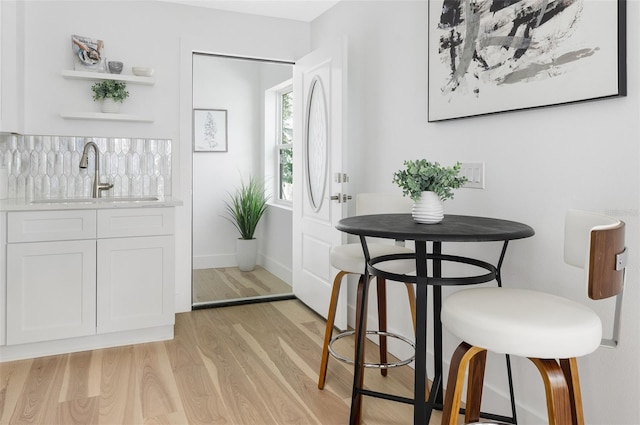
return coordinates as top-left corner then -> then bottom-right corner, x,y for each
305,76 -> 328,211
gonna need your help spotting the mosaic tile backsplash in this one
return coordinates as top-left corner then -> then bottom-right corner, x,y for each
0,134 -> 172,200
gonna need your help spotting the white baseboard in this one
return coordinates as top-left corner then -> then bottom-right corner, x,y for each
192,253 -> 236,270
259,254 -> 292,285
0,325 -> 174,362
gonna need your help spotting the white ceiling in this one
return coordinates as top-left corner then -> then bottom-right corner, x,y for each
156,0 -> 340,22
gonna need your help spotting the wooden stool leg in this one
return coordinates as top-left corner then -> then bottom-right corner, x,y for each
442,342 -> 487,425
560,358 -> 585,425
318,270 -> 349,389
376,278 -> 388,377
464,348 -> 487,424
529,358 -> 573,425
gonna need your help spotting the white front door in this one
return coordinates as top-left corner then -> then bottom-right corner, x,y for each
292,38 -> 348,329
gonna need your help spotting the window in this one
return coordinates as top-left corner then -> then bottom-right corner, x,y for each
278,89 -> 293,201
265,80 -> 293,205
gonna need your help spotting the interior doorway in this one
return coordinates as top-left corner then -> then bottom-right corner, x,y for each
191,53 -> 294,308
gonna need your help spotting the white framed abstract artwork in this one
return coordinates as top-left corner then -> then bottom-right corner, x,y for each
193,109 -> 228,152
428,0 -> 627,121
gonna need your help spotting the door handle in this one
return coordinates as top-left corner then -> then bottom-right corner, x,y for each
330,193 -> 352,203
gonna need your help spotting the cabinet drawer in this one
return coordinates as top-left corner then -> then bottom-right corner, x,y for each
8,210 -> 97,243
97,208 -> 174,238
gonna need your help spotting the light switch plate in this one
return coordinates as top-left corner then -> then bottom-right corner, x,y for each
460,162 -> 485,189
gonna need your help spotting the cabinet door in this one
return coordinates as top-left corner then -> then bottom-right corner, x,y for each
97,236 -> 174,333
6,240 -> 97,345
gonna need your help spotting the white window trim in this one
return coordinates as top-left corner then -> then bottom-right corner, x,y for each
264,79 -> 293,208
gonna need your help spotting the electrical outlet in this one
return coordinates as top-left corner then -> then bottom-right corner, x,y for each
460,162 -> 485,189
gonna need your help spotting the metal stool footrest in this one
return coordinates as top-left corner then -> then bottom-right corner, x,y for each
328,330 -> 416,369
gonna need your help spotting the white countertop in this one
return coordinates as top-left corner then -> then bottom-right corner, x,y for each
0,196 -> 183,212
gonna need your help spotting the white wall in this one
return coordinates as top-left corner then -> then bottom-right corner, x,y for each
0,0 -> 24,133
192,55 -> 263,269
311,1 -> 639,424
3,0 -> 309,312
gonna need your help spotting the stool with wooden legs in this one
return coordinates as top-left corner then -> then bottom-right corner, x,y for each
441,210 -> 627,425
318,193 -> 418,389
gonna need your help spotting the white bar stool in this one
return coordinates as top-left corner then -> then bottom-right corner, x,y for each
318,193 -> 418,389
441,210 -> 627,425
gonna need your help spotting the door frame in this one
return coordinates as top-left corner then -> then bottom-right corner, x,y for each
179,37 -> 299,311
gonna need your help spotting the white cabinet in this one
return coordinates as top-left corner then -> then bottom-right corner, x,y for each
5,210 -> 97,345
97,236 -> 174,333
6,240 -> 97,344
2,207 -> 175,357
96,207 -> 175,334
96,207 -> 173,238
8,210 -> 97,242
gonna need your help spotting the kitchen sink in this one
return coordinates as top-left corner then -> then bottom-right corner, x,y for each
31,196 -> 160,204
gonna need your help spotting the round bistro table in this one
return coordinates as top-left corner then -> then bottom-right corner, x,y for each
335,214 -> 535,425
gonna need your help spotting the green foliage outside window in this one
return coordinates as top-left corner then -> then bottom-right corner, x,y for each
279,91 -> 293,201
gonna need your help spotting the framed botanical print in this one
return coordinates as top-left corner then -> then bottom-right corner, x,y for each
193,109 -> 228,152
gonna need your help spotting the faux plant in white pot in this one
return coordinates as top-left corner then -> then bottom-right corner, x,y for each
91,80 -> 129,113
392,159 -> 467,224
224,176 -> 270,271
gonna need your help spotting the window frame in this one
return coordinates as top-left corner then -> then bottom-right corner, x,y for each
264,79 -> 294,208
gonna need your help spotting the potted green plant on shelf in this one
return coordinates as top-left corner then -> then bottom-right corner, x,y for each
392,159 -> 467,224
224,176 -> 270,271
91,80 -> 129,113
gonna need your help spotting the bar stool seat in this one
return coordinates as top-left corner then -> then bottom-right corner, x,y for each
442,287 -> 602,359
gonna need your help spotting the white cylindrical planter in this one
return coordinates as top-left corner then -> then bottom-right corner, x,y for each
412,191 -> 444,224
101,98 -> 120,113
236,238 -> 258,272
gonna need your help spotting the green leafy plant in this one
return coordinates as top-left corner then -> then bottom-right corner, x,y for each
392,159 -> 467,201
224,176 -> 270,240
91,80 -> 129,102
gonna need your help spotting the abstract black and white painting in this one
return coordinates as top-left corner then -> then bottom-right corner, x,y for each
428,0 -> 626,121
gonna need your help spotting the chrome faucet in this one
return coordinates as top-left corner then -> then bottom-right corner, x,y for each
79,141 -> 113,198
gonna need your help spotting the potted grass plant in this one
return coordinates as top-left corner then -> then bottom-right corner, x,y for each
224,176 -> 270,271
91,80 -> 129,113
392,159 -> 467,224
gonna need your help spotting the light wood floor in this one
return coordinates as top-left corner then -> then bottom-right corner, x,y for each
192,267 -> 293,304
0,300 -> 448,425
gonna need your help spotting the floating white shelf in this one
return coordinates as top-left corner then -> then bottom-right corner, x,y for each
60,112 -> 153,122
61,70 -> 155,86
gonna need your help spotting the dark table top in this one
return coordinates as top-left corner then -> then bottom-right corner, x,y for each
336,214 -> 535,242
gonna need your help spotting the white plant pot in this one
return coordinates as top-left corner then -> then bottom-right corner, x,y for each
101,98 -> 120,113
412,191 -> 444,224
236,238 -> 258,272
